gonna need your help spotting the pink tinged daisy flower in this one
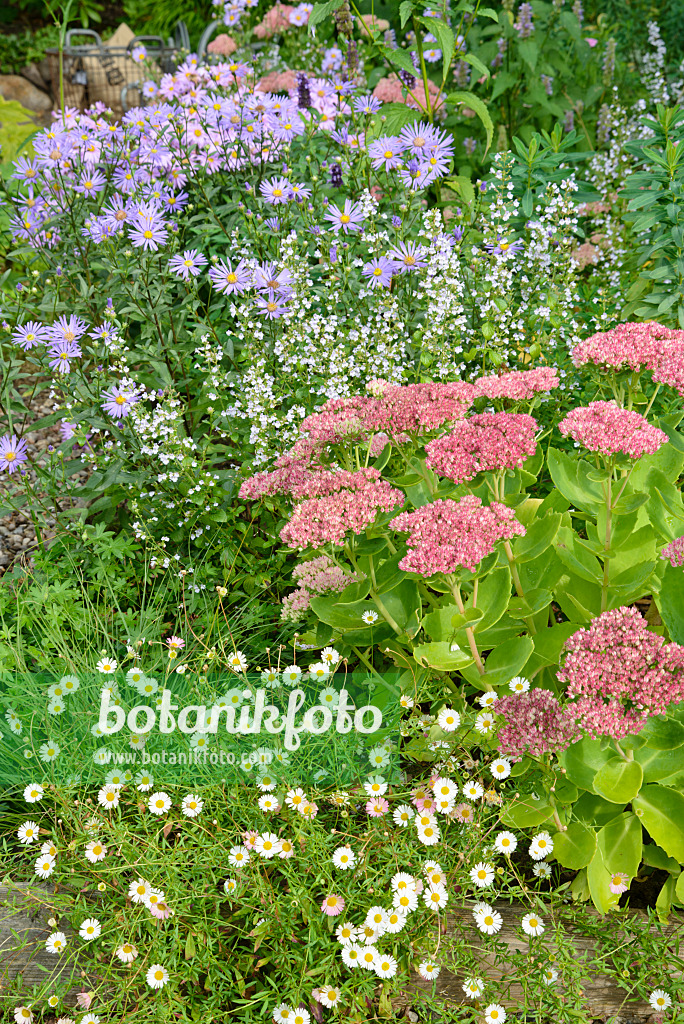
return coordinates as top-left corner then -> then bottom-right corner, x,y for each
13,321 -> 49,350
168,249 -> 207,279
101,385 -> 140,419
0,434 -> 28,474
321,893 -> 345,916
418,960 -> 441,980
609,871 -> 629,894
167,635 -> 185,651
149,900 -> 173,920
391,494 -> 525,576
558,401 -> 667,459
362,257 -> 394,289
208,258 -> 251,295
366,797 -> 389,817
324,197 -> 365,233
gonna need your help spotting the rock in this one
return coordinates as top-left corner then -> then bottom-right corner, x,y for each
0,74 -> 52,114
36,56 -> 53,92
21,61 -> 51,93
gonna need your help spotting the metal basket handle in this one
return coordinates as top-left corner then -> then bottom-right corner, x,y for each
197,20 -> 220,61
64,28 -> 103,47
127,35 -> 168,55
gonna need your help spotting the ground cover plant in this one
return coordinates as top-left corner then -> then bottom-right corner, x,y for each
1,1 -> 684,1022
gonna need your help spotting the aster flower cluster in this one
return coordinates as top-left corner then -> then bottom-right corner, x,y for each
558,401 -> 667,459
391,496 -> 525,576
558,606 -> 684,739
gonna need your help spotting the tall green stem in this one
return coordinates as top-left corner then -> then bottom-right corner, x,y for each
601,474 -> 612,614
449,579 -> 488,681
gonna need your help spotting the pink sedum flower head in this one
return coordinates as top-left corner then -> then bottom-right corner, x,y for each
425,412 -> 538,485
391,495 -> 525,576
558,606 -> 684,739
280,476 -> 404,549
472,367 -> 559,402
572,321 -> 681,374
558,401 -> 667,459
494,689 -> 580,759
661,536 -> 684,568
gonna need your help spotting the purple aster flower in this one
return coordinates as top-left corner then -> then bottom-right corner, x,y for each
453,225 -> 464,241
259,176 -> 291,205
288,182 -> 312,202
129,209 -> 168,251
388,241 -> 427,273
12,321 -> 49,351
0,434 -> 28,474
255,292 -> 288,318
398,160 -> 430,191
89,323 -> 118,345
362,257 -> 394,289
255,262 -> 293,294
101,385 -> 140,419
60,420 -> 77,441
368,135 -> 406,171
169,249 -> 208,280
112,166 -> 143,194
398,121 -> 438,156
75,170 -> 107,197
325,198 -> 365,234
353,95 -> 382,115
485,235 -> 524,256
12,157 -> 39,183
264,217 -> 281,231
163,190 -> 189,212
273,117 -> 306,143
392,215 -> 402,228
47,314 -> 87,345
208,258 -> 251,295
48,340 -> 81,373
101,195 -> 131,230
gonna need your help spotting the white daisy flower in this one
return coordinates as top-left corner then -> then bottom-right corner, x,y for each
463,781 -> 484,801
97,784 -> 121,810
126,667 -> 145,686
470,862 -> 495,888
181,794 -> 203,818
391,872 -> 417,893
543,966 -> 558,985
23,783 -> 43,803
484,1004 -> 507,1023
317,985 -> 341,1008
144,888 -> 165,910
359,944 -> 379,970
358,922 -> 381,944
521,912 -> 545,936
45,931 -> 67,954
477,691 -> 498,708
384,909 -> 407,934
416,822 -> 441,846
649,989 -> 672,1011
533,861 -> 552,879
17,821 -> 39,844
424,886 -> 448,910
190,733 -> 211,751
335,921 -> 358,945
223,877 -> 238,894
393,804 -> 414,827
282,665 -> 302,685
60,674 -> 80,692
309,662 -> 329,681
135,771 -> 154,791
418,960 -> 441,980
128,878 -> 152,903
260,669 -> 280,688
509,676 -> 530,693
368,744 -> 390,768
227,650 -> 248,673
254,832 -> 281,858
79,918 -> 101,941
437,706 -> 460,732
425,867 -> 447,888
393,889 -> 419,913
365,906 -> 388,932
34,854 -> 55,878
13,1007 -> 33,1023
494,831 -> 517,855
341,943 -> 364,968
474,904 -> 503,935
399,693 -> 414,708
116,942 -> 138,963
463,976 -> 484,997
332,845 -> 356,870
321,646 -> 341,665
361,610 -> 379,624
228,845 -> 251,867
318,686 -> 339,708
374,953 -> 398,978
146,963 -> 169,988
291,1008 -> 310,1024
272,1005 -> 293,1024
148,791 -> 172,815
105,769 -> 127,787
96,657 -> 117,674
475,711 -> 495,733
84,840 -> 107,863
529,832 -> 553,860
490,758 -> 511,780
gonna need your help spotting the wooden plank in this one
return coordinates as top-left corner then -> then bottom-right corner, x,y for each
395,903 -> 684,1021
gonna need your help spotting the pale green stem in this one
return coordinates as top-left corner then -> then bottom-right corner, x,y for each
449,579 -> 488,680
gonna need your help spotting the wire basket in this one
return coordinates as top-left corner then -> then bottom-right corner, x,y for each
45,29 -> 181,115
